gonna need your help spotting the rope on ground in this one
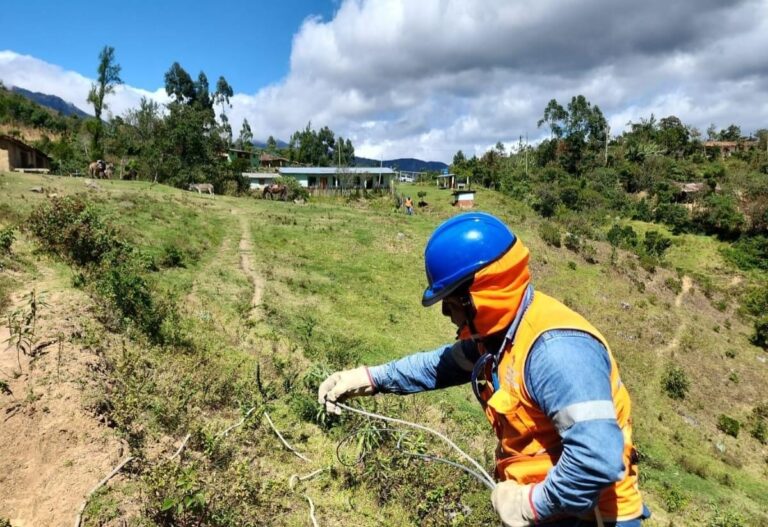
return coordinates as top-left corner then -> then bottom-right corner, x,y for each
264,410 -> 311,462
288,466 -> 327,526
289,467 -> 328,490
169,433 -> 191,460
304,494 -> 319,527
335,401 -> 496,490
217,406 -> 257,438
73,456 -> 134,527
335,425 -> 495,491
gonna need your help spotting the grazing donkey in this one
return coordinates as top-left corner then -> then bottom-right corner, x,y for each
188,183 -> 215,198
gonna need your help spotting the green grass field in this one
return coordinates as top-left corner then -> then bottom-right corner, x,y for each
1,172 -> 766,526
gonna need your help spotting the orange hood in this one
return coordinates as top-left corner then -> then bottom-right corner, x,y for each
459,240 -> 531,339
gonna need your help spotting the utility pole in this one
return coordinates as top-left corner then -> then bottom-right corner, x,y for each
525,132 -> 529,177
604,125 -> 610,166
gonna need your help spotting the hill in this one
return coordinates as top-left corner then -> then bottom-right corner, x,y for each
11,86 -> 91,118
0,173 -> 766,526
252,138 -> 289,149
354,156 -> 448,172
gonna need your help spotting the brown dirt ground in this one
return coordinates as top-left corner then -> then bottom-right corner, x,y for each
0,270 -> 124,527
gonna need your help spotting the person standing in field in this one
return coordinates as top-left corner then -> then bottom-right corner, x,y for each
319,212 -> 650,526
404,196 -> 414,215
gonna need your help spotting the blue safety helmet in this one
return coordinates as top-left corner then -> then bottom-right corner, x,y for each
421,212 -> 516,306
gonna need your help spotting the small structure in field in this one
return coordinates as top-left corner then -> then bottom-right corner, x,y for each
452,189 -> 476,209
0,134 -> 51,173
436,172 -> 470,190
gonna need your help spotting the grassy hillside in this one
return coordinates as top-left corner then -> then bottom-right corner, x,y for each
0,173 -> 766,526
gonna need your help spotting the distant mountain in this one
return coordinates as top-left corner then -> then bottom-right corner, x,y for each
354,157 -> 448,172
11,86 -> 91,118
252,139 -> 289,149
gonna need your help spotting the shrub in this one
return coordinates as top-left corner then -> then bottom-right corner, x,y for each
643,230 -> 672,258
751,420 -> 767,444
607,224 -> 638,249
654,202 -> 689,234
581,243 -> 598,264
751,316 -> 768,349
708,508 -> 747,527
717,415 -> 740,438
742,286 -> 768,317
660,482 -> 688,513
664,277 -> 683,295
0,226 -> 14,254
662,365 -> 689,400
722,235 -> 768,271
694,193 -> 746,240
564,232 -> 581,252
539,222 -> 561,247
160,244 -> 185,268
27,196 -> 126,266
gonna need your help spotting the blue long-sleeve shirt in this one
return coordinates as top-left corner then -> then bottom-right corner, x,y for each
369,330 -> 645,525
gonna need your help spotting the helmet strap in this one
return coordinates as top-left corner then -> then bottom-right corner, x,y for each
459,291 -> 479,338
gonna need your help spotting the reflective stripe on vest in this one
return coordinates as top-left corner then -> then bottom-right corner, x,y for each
483,292 -> 644,522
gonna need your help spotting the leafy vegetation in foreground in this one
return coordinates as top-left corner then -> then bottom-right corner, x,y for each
3,172 -> 764,525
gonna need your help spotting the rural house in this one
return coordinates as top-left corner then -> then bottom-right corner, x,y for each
703,140 -> 759,157
279,167 -> 396,191
227,148 -> 260,170
0,134 -> 51,173
259,153 -> 290,169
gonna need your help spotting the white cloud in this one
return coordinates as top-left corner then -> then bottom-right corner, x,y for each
3,0 -> 768,162
0,50 -> 168,119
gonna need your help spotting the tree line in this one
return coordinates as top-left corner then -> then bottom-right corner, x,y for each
0,46 -> 357,194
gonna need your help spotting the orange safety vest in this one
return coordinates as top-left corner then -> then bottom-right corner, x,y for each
482,292 -> 643,522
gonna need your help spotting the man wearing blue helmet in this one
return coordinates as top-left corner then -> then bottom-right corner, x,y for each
319,212 -> 649,526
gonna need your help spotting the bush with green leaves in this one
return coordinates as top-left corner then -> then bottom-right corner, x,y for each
564,232 -> 581,252
751,419 -> 767,445
26,196 -> 126,266
538,222 -> 561,247
664,277 -> 683,295
0,226 -> 14,254
717,415 -> 740,438
606,224 -> 638,249
751,316 -> 768,349
707,507 -> 747,527
642,230 -> 672,258
661,365 -> 689,400
27,197 -> 171,344
722,235 -> 768,271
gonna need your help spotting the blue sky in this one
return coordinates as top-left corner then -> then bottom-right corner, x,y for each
3,0 -> 335,93
2,1 -> 767,162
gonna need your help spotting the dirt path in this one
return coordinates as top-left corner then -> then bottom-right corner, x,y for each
0,270 -> 124,526
657,275 -> 693,357
237,213 -> 265,319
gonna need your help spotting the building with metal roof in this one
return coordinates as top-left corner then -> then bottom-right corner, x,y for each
278,166 -> 396,190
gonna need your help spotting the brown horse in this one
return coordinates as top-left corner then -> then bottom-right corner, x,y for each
88,160 -> 106,178
262,183 -> 288,200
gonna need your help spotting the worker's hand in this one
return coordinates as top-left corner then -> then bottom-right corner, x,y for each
317,367 -> 375,414
491,481 -> 537,527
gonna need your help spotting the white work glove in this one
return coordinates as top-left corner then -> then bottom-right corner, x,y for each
317,366 -> 375,414
491,481 -> 537,527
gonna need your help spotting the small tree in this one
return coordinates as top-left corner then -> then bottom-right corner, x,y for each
87,45 -> 122,158
662,365 -> 689,400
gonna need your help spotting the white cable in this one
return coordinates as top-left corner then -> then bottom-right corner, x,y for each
335,401 -> 496,489
264,411 -> 311,462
